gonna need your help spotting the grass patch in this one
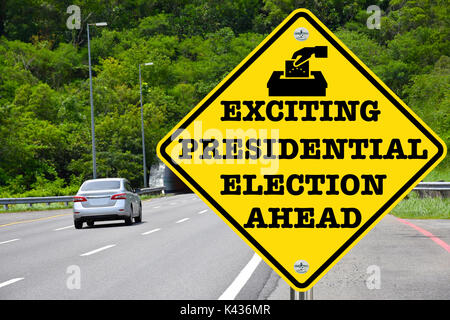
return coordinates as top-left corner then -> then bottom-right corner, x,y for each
139,193 -> 166,201
390,192 -> 450,219
423,165 -> 450,182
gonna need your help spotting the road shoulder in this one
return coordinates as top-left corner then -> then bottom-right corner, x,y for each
266,214 -> 450,300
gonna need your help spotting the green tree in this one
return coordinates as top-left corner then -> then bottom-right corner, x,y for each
404,56 -> 450,170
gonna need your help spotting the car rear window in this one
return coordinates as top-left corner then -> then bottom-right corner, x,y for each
81,180 -> 121,191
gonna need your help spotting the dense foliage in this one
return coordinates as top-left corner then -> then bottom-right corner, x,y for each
0,0 -> 448,196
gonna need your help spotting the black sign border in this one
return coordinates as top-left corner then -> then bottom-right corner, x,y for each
159,11 -> 445,289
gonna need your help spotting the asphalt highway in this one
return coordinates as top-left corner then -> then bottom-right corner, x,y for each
0,193 -> 273,299
0,193 -> 448,300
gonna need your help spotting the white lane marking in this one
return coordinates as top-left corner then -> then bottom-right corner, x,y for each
54,225 -> 73,231
175,218 -> 190,224
198,209 -> 208,214
80,244 -> 116,257
0,278 -> 24,289
218,253 -> 262,300
0,239 -> 20,245
153,206 -> 161,209
142,228 -> 161,235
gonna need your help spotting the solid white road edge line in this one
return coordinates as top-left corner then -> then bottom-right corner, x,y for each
218,253 -> 262,300
80,244 -> 116,257
175,218 -> 190,224
0,278 -> 24,289
0,238 -> 20,245
142,228 -> 161,235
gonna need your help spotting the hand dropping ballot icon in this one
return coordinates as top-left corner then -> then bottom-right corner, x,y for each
268,45 -> 328,96
157,9 -> 446,291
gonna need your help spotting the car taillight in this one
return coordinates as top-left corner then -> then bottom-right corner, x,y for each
111,193 -> 127,200
73,196 -> 87,202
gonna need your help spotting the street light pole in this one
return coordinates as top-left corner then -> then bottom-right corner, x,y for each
87,22 -> 107,179
139,62 -> 153,187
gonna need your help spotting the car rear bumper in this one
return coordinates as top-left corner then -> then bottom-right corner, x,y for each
73,202 -> 131,221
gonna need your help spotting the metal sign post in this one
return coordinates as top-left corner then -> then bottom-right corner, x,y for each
290,287 -> 313,300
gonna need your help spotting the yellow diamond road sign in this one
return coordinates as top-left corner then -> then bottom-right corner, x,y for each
157,9 -> 446,291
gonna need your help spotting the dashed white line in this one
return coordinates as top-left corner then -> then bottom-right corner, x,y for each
80,244 -> 116,257
218,253 -> 262,300
142,228 -> 161,235
0,278 -> 24,289
153,206 -> 161,209
175,218 -> 190,224
198,209 -> 208,214
54,225 -> 73,231
0,238 -> 20,245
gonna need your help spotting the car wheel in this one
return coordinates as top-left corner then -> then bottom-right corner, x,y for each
134,203 -> 142,223
87,221 -> 94,227
124,216 -> 133,225
124,203 -> 134,225
125,204 -> 133,225
74,220 -> 83,229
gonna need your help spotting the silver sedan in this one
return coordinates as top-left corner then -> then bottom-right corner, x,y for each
73,178 -> 142,229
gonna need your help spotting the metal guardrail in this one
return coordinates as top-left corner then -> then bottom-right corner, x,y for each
410,182 -> 450,190
412,182 -> 450,198
136,186 -> 165,195
0,196 -> 75,210
0,187 -> 165,210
